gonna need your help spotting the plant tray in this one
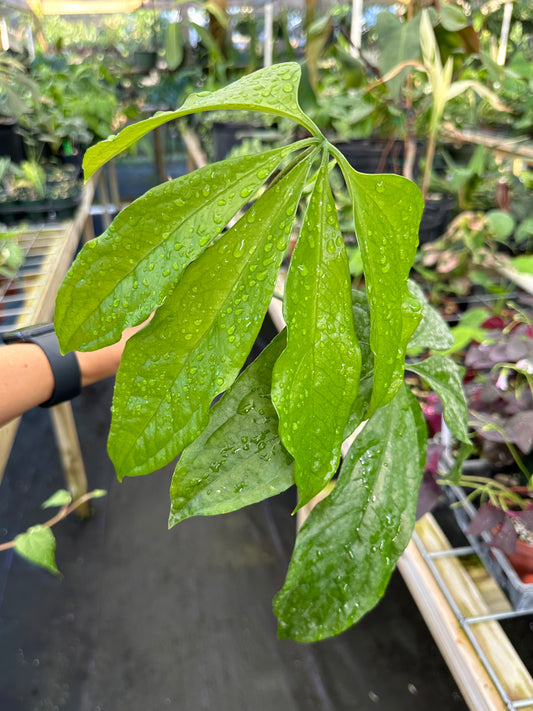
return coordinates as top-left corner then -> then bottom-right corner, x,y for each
0,193 -> 82,225
444,484 -> 533,612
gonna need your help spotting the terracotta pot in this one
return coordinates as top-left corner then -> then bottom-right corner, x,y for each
506,539 -> 533,582
505,485 -> 533,583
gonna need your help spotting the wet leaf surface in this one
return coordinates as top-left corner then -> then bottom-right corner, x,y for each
108,152 -> 315,478
274,385 -> 425,641
272,153 -> 361,506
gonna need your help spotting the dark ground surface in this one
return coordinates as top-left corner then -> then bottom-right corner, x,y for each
0,375 -> 470,711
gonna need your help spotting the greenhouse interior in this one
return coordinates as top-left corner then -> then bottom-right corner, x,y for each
0,0 -> 532,708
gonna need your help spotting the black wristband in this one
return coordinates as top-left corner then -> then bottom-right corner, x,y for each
1,323 -> 82,408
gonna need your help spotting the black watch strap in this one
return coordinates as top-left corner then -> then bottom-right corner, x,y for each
1,323 -> 81,407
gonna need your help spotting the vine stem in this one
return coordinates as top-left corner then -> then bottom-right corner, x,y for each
0,492 -> 99,552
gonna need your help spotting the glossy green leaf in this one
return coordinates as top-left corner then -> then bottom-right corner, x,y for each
272,153 -> 361,507
406,355 -> 472,481
56,145 -> 305,352
169,332 -> 293,525
333,149 -> 424,414
108,152 -> 316,479
14,525 -> 59,575
407,280 -> 453,352
83,63 -> 321,179
273,383 -> 424,642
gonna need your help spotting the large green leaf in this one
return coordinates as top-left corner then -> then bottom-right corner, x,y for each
333,149 -> 424,414
56,145 -> 308,352
14,525 -> 59,575
169,332 -> 293,525
273,383 -> 425,642
272,153 -> 361,507
407,355 -> 472,480
374,12 -> 421,99
83,63 -> 321,179
108,152 -> 316,479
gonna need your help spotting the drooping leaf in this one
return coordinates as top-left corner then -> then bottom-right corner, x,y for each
108,151 -> 316,478
56,145 -> 307,352
169,331 -> 293,525
407,279 -> 453,352
445,80 -> 510,114
41,489 -> 72,509
83,63 -> 320,179
272,152 -> 361,507
407,355 -> 472,481
333,149 -> 423,414
14,525 -> 59,575
273,383 -> 425,642
165,22 -> 184,71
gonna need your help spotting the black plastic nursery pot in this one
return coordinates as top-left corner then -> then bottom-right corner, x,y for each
332,138 -> 416,176
0,193 -> 82,224
0,119 -> 26,163
418,194 -> 456,245
211,121 -> 272,162
133,50 -> 158,71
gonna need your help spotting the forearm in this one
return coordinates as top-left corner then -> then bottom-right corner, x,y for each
0,343 -> 55,425
0,323 -> 146,428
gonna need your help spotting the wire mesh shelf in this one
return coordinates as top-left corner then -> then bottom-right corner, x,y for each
400,513 -> 533,711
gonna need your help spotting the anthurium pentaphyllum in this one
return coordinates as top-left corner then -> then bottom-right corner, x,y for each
55,63 -> 468,641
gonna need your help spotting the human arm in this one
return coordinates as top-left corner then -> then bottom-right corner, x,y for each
0,324 -> 146,427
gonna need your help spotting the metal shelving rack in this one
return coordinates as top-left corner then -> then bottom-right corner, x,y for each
399,514 -> 533,711
0,177 -> 97,499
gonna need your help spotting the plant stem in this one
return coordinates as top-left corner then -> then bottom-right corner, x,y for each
422,130 -> 436,200
0,491 -> 99,552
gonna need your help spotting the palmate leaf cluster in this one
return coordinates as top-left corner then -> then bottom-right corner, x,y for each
54,63 -> 469,642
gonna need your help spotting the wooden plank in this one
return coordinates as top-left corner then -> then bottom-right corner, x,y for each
49,403 -> 90,516
398,514 -> 533,710
442,124 -> 533,164
0,419 -> 20,485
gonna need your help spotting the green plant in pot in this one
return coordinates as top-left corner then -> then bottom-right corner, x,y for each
54,62 -> 471,642
0,228 -> 24,280
421,305 -> 533,585
412,208 -> 520,316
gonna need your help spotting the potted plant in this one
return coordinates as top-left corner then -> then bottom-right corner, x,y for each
0,227 -> 25,325
412,208 -> 521,318
0,51 -> 39,163
420,304 -> 533,602
0,228 -> 24,281
53,62 -> 471,642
